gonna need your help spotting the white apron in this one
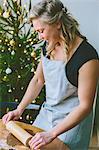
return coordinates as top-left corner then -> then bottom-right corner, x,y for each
33,55 -> 93,150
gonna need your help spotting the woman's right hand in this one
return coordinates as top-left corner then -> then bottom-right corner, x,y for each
2,108 -> 23,124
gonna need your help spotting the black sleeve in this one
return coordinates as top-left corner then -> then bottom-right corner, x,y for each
65,41 -> 99,87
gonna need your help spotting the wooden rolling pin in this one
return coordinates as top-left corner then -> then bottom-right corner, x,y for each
6,121 -> 32,147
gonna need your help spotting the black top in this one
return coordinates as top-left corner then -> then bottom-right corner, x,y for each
42,40 -> 99,87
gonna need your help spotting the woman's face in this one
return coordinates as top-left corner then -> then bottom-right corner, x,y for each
33,18 -> 61,44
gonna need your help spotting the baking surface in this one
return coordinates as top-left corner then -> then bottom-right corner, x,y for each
0,119 -> 68,150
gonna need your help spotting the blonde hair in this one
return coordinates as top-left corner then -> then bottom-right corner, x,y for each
30,0 -> 85,58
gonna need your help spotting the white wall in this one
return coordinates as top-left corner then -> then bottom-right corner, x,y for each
62,0 -> 99,54
31,0 -> 99,54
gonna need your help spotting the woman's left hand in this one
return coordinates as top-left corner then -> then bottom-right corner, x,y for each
28,131 -> 56,150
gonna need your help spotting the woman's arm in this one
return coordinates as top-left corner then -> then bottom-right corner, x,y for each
17,60 -> 45,113
28,59 -> 99,150
51,59 -> 99,137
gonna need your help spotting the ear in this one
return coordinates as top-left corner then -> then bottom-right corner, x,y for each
56,21 -> 61,30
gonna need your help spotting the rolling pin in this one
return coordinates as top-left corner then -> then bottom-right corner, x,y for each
6,121 -> 32,147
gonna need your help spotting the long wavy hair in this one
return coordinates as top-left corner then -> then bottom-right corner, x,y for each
30,0 -> 85,59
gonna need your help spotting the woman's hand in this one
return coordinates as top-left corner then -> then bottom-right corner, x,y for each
2,108 -> 23,124
29,131 -> 56,150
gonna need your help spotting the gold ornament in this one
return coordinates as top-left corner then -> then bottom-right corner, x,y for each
31,51 -> 36,58
10,39 -> 15,46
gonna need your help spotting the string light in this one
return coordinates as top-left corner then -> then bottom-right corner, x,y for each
18,75 -> 21,78
15,98 -> 18,102
8,89 -> 12,93
21,87 -> 24,90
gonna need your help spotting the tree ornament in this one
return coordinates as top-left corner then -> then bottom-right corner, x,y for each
10,39 -> 15,46
11,50 -> 15,55
31,51 -> 36,58
6,67 -> 12,74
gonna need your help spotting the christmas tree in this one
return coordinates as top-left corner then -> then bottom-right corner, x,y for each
0,0 -> 45,107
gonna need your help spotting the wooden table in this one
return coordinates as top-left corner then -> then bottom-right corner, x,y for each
0,119 -> 68,150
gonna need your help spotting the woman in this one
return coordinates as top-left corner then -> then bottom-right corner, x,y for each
2,0 -> 99,150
